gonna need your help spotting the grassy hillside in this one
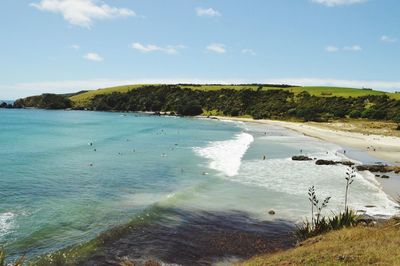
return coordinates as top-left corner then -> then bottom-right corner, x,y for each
69,84 -> 400,107
69,85 -> 145,107
241,221 -> 400,266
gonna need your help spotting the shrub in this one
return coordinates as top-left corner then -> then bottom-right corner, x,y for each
296,207 -> 358,241
177,102 -> 203,116
349,110 -> 362,118
394,114 -> 400,130
297,167 -> 358,241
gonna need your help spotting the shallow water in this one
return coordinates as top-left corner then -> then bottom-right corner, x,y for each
0,109 -> 398,264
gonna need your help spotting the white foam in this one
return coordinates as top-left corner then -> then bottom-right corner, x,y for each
194,132 -> 254,177
0,212 -> 15,239
230,158 -> 398,217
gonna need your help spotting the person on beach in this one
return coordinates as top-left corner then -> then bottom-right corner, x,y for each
263,155 -> 266,160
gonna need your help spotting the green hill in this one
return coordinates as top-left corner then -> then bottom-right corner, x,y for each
69,84 -> 399,107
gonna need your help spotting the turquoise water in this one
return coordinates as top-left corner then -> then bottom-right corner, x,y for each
0,110 -> 242,259
0,109 -> 398,264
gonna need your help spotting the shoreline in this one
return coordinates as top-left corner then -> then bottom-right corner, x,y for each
205,116 -> 400,165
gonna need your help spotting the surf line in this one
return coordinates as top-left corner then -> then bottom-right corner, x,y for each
194,132 -> 254,177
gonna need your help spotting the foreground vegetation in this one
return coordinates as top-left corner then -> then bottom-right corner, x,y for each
242,167 -> 399,266
241,220 -> 400,266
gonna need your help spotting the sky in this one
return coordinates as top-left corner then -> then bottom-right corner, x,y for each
1,0 -> 400,99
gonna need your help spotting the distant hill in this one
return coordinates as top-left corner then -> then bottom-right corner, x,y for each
0,100 -> 14,104
11,84 -> 400,126
69,84 -> 400,107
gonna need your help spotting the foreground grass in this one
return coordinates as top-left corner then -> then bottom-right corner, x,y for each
241,221 -> 400,266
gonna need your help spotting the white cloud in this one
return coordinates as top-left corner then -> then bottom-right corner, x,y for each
241,49 -> 256,56
131,43 -> 185,55
196,7 -> 221,17
2,77 -> 400,99
30,0 -> 136,28
325,45 -> 361,52
84,52 -> 103,62
206,43 -> 226,54
311,0 -> 367,7
325,45 -> 339,52
343,45 -> 362,51
381,35 -> 397,43
71,44 -> 80,50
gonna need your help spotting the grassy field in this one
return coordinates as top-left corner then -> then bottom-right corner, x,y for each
241,221 -> 400,266
69,84 -> 146,107
69,84 -> 400,107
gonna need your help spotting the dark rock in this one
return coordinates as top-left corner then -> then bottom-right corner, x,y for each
292,155 -> 313,161
315,159 -> 338,165
356,165 -> 400,173
381,175 -> 390,179
356,214 -> 376,226
268,210 -> 276,215
341,161 -> 355,166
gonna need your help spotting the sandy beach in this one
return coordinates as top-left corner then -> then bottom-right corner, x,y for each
209,116 -> 400,165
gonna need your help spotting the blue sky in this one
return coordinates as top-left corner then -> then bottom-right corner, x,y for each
1,0 -> 400,99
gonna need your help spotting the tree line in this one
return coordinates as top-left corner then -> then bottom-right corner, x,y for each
8,85 -> 400,126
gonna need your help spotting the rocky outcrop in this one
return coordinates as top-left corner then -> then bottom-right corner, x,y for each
292,155 -> 399,174
356,165 -> 400,174
292,155 -> 313,161
315,160 -> 337,165
315,160 -> 355,166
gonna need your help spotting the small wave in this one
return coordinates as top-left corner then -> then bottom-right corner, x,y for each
193,132 -> 254,177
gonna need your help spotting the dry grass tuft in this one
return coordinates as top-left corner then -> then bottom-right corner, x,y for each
240,220 -> 400,266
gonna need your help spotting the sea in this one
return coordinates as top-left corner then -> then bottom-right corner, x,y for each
0,109 -> 398,265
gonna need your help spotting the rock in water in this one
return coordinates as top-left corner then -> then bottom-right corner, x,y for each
356,165 -> 400,173
292,155 -> 313,161
315,159 -> 338,165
